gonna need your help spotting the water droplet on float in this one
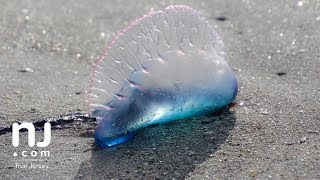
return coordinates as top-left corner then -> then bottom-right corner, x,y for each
298,1 -> 303,6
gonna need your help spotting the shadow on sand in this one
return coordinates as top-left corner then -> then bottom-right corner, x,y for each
75,109 -> 235,179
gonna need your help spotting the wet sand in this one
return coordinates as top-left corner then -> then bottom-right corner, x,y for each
0,0 -> 319,179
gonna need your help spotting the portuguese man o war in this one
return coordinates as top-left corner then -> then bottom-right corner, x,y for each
88,5 -> 238,147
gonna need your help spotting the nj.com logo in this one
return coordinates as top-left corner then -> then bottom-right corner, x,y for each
12,122 -> 51,157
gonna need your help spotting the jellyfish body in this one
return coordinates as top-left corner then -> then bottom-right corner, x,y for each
89,5 -> 238,147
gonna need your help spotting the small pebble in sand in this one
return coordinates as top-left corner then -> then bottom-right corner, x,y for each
300,137 -> 307,143
250,171 -> 257,177
277,72 -> 286,76
215,16 -> 228,21
18,68 -> 33,73
260,109 -> 269,115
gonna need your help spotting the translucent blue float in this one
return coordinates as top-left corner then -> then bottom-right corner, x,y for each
88,5 -> 238,147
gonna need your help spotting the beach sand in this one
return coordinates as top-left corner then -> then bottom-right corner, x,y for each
0,0 -> 319,179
